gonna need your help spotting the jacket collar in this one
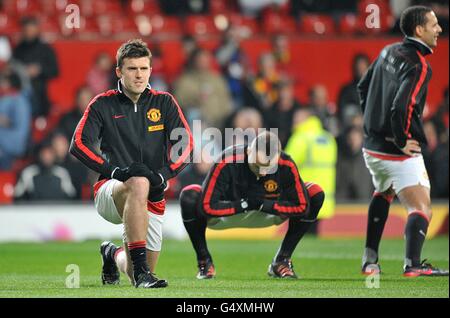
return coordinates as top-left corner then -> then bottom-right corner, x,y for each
116,80 -> 151,104
116,80 -> 151,94
404,37 -> 433,56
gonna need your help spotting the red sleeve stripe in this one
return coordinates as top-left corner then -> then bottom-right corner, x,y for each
405,53 -> 427,135
305,182 -> 323,198
203,154 -> 245,216
74,92 -> 116,165
274,158 -> 307,214
152,90 -> 194,171
168,93 -> 194,171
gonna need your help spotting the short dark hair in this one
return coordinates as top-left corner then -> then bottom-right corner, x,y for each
400,5 -> 433,37
116,39 -> 152,69
250,131 -> 281,160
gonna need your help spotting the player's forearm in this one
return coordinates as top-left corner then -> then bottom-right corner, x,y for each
261,199 -> 308,216
69,140 -> 114,177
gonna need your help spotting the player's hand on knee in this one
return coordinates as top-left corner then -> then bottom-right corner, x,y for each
127,162 -> 164,187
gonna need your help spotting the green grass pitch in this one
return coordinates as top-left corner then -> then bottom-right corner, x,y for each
0,237 -> 448,298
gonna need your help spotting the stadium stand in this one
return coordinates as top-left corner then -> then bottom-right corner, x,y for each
0,0 -> 448,208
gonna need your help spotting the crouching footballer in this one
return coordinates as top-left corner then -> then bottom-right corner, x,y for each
179,131 -> 325,279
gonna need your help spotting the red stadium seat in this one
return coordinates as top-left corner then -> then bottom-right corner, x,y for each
127,0 -> 161,15
135,14 -> 182,37
185,15 -> 221,37
210,0 -> 236,15
39,15 -> 60,36
228,14 -> 260,36
262,12 -> 297,35
1,0 -> 42,16
299,14 -> 336,36
338,13 -> 360,35
87,0 -> 123,15
96,15 -> 138,37
0,172 -> 16,204
0,13 -> 20,35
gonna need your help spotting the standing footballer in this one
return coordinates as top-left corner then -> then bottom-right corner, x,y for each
358,6 -> 448,277
70,39 -> 193,288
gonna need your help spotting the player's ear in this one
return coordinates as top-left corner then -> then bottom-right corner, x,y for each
415,24 -> 424,38
115,66 -> 122,79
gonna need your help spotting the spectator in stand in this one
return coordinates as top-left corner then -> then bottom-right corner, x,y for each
50,132 -> 90,200
174,48 -> 233,128
307,84 -> 339,136
158,0 -> 209,15
264,79 -> 301,148
215,25 -> 250,109
148,44 -> 169,92
291,0 -> 357,17
422,120 -> 449,198
248,52 -> 281,111
55,86 -> 94,142
239,0 -> 289,17
0,69 -> 31,170
337,53 -> 371,129
271,34 -> 293,78
86,52 -> 114,95
12,16 -> 59,117
14,141 -> 76,201
431,87 -> 449,140
223,107 -> 264,149
335,123 -> 373,200
0,35 -> 12,68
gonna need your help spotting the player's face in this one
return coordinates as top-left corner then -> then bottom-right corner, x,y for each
418,11 -> 442,48
251,150 -> 280,177
116,57 -> 151,96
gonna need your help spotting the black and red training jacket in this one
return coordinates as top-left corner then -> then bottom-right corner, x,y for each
358,37 -> 433,156
69,82 -> 194,201
200,145 -> 310,217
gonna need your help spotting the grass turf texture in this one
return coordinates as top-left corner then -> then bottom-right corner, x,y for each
0,237 -> 448,298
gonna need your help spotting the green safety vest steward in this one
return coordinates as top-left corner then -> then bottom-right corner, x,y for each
285,116 -> 337,219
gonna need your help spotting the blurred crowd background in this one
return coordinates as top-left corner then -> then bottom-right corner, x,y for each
0,0 -> 448,207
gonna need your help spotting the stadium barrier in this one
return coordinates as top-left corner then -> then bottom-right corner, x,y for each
0,202 -> 447,242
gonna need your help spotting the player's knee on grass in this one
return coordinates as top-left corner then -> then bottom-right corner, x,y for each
180,184 -> 202,221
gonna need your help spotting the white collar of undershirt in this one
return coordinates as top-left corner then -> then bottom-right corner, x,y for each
406,36 -> 433,53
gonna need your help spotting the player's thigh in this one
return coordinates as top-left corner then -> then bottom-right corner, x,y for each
363,152 -> 393,193
111,181 -> 129,218
94,179 -> 123,224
